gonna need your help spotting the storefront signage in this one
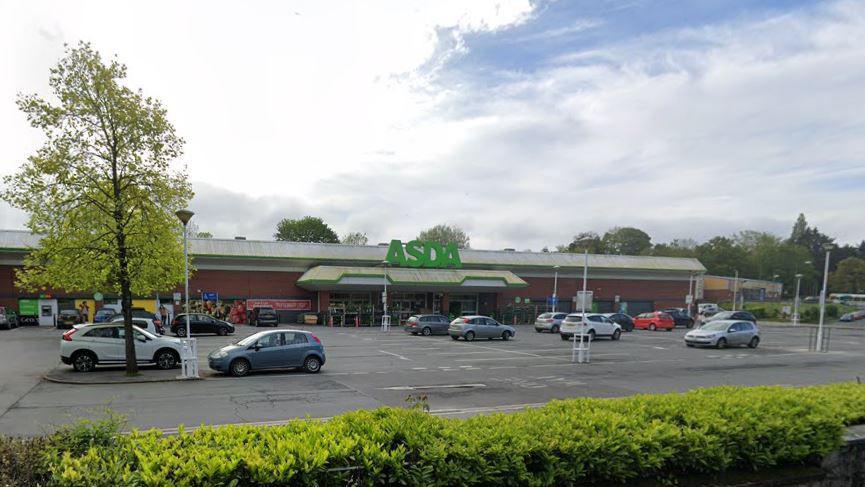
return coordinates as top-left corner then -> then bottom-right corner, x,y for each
202,291 -> 218,302
18,299 -> 38,316
247,299 -> 312,311
385,239 -> 462,269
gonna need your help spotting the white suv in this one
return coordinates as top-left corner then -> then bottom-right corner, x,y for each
559,313 -> 622,341
60,323 -> 183,372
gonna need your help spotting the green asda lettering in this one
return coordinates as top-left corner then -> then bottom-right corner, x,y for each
385,239 -> 462,269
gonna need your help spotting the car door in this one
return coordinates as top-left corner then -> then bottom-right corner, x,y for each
81,326 -> 123,362
281,332 -> 311,366
124,327 -> 157,362
248,332 -> 284,369
484,318 -> 501,338
726,322 -> 746,345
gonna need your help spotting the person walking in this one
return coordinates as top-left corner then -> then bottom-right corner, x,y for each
159,305 -> 168,329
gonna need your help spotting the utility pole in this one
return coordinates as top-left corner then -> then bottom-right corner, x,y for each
793,273 -> 803,326
816,245 -> 833,351
731,270 -> 739,311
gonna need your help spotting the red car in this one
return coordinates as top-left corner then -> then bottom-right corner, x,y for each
633,311 -> 675,331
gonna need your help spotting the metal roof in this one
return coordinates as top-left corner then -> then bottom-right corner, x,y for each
0,230 -> 706,272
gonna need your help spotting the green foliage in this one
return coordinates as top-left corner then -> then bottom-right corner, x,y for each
37,383 -> 865,486
341,231 -> 369,246
417,224 -> 470,249
602,226 -> 652,255
830,257 -> 865,293
274,216 -> 339,243
48,410 -> 127,457
0,436 -> 50,486
557,231 -> 604,253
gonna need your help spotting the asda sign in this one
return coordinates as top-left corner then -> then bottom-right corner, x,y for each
385,239 -> 462,269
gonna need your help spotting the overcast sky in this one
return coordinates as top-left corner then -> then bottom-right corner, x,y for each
1,0 -> 864,250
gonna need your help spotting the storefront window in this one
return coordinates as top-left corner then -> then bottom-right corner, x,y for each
449,294 -> 478,316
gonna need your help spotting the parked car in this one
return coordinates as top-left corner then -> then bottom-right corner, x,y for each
559,313 -> 622,341
251,306 -> 279,327
684,320 -> 760,349
93,308 -> 117,323
60,323 -> 183,372
208,329 -> 325,376
0,307 -> 17,330
698,303 -> 721,316
448,316 -> 516,341
108,316 -> 163,335
602,312 -> 635,332
171,313 -> 235,336
57,309 -> 84,329
404,314 -> 450,336
840,309 -> 865,323
704,310 -> 758,324
661,308 -> 695,328
633,311 -> 676,331
534,312 -> 568,333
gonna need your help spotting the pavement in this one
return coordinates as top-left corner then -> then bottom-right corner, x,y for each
1,322 -> 864,436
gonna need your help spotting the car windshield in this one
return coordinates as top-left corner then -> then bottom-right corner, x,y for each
712,312 -> 734,320
564,315 -> 584,323
236,333 -> 268,346
538,313 -> 553,319
95,310 -> 113,316
700,321 -> 730,331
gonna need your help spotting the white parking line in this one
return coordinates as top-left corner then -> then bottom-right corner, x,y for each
379,350 -> 411,361
379,383 -> 486,391
460,343 -> 544,357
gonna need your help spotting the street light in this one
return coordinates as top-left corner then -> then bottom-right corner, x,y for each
732,270 -> 739,311
381,260 -> 390,331
175,209 -> 198,379
552,265 -> 560,312
793,273 -> 803,326
816,245 -> 834,351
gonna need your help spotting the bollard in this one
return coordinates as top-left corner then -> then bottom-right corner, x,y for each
513,315 -> 517,326
328,315 -> 333,327
355,315 -> 359,327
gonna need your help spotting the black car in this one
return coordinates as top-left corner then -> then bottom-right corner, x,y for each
661,308 -> 695,328
603,313 -> 635,332
0,307 -> 17,330
704,310 -> 758,324
171,313 -> 235,336
251,307 -> 279,327
58,309 -> 84,329
404,314 -> 450,336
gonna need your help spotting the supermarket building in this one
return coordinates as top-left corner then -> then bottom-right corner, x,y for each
0,230 -> 706,325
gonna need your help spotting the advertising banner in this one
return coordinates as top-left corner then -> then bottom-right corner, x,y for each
246,299 -> 312,311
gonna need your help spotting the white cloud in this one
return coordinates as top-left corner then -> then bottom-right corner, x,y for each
1,0 -> 864,251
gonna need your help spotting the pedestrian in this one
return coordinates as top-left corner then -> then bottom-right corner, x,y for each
159,305 -> 168,328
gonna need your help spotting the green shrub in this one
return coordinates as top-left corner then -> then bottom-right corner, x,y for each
0,436 -> 50,486
826,304 -> 839,318
747,306 -> 767,319
38,383 -> 865,486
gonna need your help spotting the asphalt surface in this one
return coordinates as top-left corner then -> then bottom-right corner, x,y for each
0,322 -> 863,436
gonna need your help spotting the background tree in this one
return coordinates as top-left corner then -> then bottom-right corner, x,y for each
2,42 -> 190,375
341,232 -> 368,246
830,257 -> 865,293
601,227 -> 652,255
417,224 -> 470,248
186,221 -> 212,238
650,238 -> 698,258
694,237 -> 748,277
274,216 -> 339,243
557,232 -> 604,253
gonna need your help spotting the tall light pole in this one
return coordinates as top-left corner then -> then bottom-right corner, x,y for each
175,209 -> 198,379
552,265 -> 560,312
793,273 -> 803,326
687,272 -> 694,316
731,270 -> 739,311
816,245 -> 833,351
381,260 -> 389,331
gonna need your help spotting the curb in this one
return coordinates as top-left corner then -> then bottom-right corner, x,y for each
43,374 -> 200,385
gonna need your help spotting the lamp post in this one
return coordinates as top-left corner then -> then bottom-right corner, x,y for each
793,273 -> 803,326
381,260 -> 390,331
175,209 -> 197,379
552,265 -> 560,312
731,270 -> 739,311
816,245 -> 833,352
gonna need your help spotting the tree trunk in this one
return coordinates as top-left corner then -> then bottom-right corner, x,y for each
118,231 -> 138,375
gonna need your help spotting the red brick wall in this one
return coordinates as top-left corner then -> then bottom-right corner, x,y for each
499,276 -> 689,310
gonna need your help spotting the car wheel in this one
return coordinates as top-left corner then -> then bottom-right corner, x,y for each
72,351 -> 97,373
666,327 -> 673,332
303,356 -> 322,373
230,358 -> 250,377
560,334 -> 569,341
748,336 -> 760,349
612,329 -> 621,341
535,328 -> 542,333
686,320 -> 694,329
716,338 -> 727,349
176,327 -> 187,337
649,323 -> 657,331
155,349 -> 179,370
464,331 -> 475,342
501,331 -> 511,341
217,327 -> 228,336
587,329 -> 596,341
686,343 -> 694,348
421,327 -> 432,336
550,325 -> 559,334
451,335 -> 459,340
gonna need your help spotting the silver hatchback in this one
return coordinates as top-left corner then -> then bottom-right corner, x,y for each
684,320 -> 759,349
534,312 -> 568,333
449,316 -> 516,341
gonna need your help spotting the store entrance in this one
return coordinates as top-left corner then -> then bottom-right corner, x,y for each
448,294 -> 478,317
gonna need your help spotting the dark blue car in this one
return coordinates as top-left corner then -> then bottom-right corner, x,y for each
208,329 -> 325,377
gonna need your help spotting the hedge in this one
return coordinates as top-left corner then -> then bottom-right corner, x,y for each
9,383 -> 865,486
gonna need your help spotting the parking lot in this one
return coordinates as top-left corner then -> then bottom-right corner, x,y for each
1,322 -> 864,435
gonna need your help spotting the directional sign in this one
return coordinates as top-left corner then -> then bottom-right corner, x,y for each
202,291 -> 218,302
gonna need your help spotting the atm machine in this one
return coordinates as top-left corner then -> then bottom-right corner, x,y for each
38,299 -> 57,327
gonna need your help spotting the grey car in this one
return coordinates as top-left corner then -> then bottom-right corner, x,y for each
534,312 -> 568,333
404,314 -> 450,336
208,329 -> 326,376
449,315 -> 516,341
684,320 -> 760,349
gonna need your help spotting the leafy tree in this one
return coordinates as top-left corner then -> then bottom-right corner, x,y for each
695,237 -> 748,277
830,257 -> 865,293
341,232 -> 368,246
1,42 -> 190,375
417,224 -> 470,249
186,221 -> 212,238
601,227 -> 652,255
790,213 -> 808,244
274,216 -> 339,243
557,232 -> 604,253
650,239 -> 698,258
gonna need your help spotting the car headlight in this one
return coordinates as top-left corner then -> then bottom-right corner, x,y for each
211,351 -> 228,359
